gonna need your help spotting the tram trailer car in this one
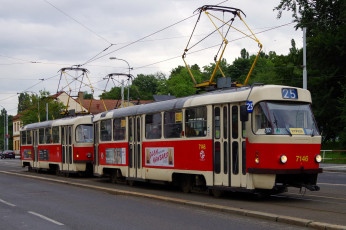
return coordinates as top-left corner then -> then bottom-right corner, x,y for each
20,115 -> 94,175
93,85 -> 322,195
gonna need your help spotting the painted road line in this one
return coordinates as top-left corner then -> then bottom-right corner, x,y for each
0,198 -> 16,207
1,170 -> 345,230
318,182 -> 346,187
28,211 -> 64,226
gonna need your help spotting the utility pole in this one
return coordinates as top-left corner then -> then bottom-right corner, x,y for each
303,27 -> 307,89
109,57 -> 133,107
46,103 -> 48,121
5,112 -> 8,150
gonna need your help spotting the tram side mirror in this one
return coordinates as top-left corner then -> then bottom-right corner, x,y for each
240,105 -> 249,122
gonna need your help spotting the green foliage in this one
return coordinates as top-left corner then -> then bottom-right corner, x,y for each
132,73 -> 166,100
100,87 -> 123,100
19,90 -> 64,125
275,0 -> 346,147
17,92 -> 31,113
83,91 -> 93,99
164,66 -> 199,97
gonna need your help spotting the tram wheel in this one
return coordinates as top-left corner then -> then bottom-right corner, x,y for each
181,176 -> 192,193
110,171 -> 117,184
128,180 -> 136,186
212,189 -> 224,198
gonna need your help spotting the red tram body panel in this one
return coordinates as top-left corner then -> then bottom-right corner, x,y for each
21,85 -> 322,195
20,115 -> 94,175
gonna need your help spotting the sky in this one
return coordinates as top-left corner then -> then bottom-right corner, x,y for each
0,0 -> 303,116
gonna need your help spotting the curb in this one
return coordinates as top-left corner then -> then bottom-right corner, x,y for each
1,171 -> 346,230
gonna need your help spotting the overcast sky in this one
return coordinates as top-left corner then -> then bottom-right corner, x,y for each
0,0 -> 302,115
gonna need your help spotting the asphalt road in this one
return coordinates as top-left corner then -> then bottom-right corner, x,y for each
0,172 -> 307,230
1,158 -> 346,229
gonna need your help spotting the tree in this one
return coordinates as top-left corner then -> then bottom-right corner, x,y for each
17,92 -> 31,113
275,0 -> 346,147
19,90 -> 65,125
83,91 -> 93,99
203,59 -> 231,82
131,73 -> 166,100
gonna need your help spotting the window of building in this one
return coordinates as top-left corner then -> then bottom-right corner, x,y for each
100,120 -> 112,141
164,110 -> 182,138
113,118 -> 126,141
145,113 -> 162,139
185,107 -> 207,137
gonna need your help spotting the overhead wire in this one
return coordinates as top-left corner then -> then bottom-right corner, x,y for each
81,13 -> 200,66
43,0 -> 113,45
134,21 -> 296,70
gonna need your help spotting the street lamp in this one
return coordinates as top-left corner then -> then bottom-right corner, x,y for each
109,57 -> 133,107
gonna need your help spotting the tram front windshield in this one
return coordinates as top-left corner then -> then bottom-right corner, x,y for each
253,101 -> 319,136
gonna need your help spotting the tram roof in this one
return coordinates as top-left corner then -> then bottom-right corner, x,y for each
94,86 -> 251,122
93,85 -> 313,122
20,115 -> 93,131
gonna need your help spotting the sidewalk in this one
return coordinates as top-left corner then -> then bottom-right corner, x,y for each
320,163 -> 346,173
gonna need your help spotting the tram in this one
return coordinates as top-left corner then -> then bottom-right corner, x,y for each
93,84 -> 322,194
20,115 -> 94,175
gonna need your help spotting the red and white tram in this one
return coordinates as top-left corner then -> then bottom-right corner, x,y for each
93,84 -> 322,194
20,115 -> 94,175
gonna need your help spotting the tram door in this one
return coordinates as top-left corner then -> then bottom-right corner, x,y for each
61,126 -> 73,172
128,116 -> 142,178
213,105 -> 229,186
32,130 -> 39,169
94,123 -> 99,172
230,104 -> 247,188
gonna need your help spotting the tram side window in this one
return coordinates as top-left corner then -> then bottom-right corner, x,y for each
164,110 -> 182,138
27,131 -> 32,145
21,131 -> 27,145
113,118 -> 126,141
146,113 -> 162,139
253,104 -> 271,135
185,107 -> 207,137
100,120 -> 112,141
129,118 -> 133,142
45,127 -> 52,144
39,128 -> 45,144
52,127 -> 60,143
232,106 -> 238,139
76,125 -> 93,143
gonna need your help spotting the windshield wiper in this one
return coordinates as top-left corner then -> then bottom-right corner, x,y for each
285,126 -> 292,136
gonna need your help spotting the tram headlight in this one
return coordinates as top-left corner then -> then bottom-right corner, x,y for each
280,155 -> 288,164
315,154 -> 322,163
255,151 -> 260,164
87,153 -> 92,158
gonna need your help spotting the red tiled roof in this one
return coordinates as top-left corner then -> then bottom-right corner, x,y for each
81,99 -> 154,114
81,99 -> 118,114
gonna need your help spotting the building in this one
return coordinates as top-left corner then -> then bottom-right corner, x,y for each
51,91 -> 89,114
13,91 -> 153,154
12,114 -> 22,156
